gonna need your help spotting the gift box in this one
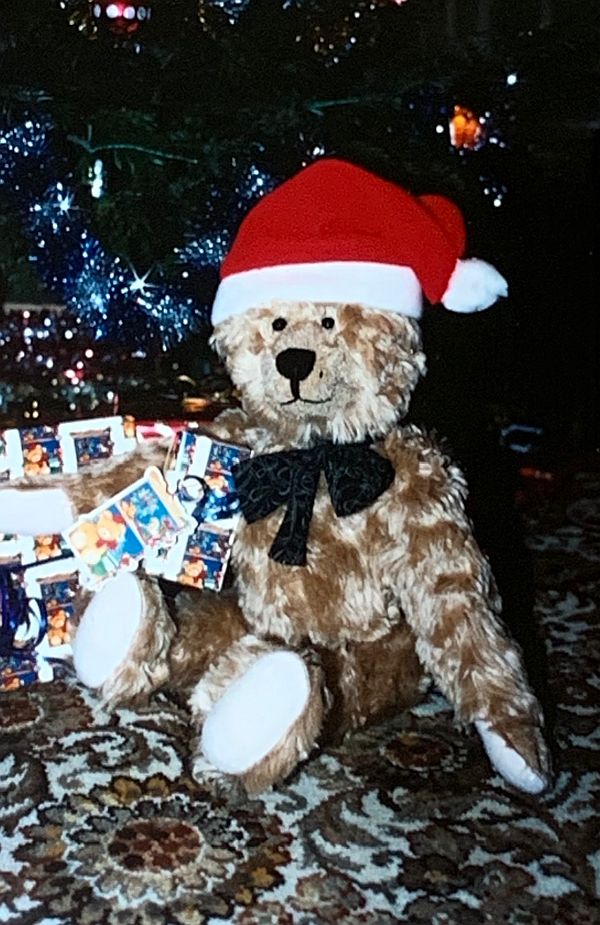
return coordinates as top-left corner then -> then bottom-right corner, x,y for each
0,419 -> 250,691
0,416 -> 138,686
0,415 -> 137,480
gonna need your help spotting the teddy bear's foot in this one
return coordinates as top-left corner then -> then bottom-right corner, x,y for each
72,572 -> 175,705
475,719 -> 550,794
73,572 -> 145,689
191,640 -> 323,794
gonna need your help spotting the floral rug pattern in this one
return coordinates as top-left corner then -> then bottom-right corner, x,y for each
1,473 -> 599,924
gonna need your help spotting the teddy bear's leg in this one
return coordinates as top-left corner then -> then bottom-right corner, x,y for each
317,624 -> 428,744
166,589 -> 249,691
72,572 -> 176,706
474,718 -> 549,794
187,635 -> 324,795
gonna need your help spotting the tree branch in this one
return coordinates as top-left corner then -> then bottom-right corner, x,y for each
67,134 -> 204,165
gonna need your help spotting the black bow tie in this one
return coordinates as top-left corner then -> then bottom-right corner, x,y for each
234,441 -> 394,567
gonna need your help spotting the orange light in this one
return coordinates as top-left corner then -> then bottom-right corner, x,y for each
449,105 -> 486,150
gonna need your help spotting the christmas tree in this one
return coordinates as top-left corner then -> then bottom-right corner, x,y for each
0,0 -> 598,447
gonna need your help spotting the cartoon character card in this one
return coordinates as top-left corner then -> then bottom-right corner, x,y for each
0,531 -> 70,569
153,431 -> 251,592
64,467 -> 188,588
32,533 -> 69,562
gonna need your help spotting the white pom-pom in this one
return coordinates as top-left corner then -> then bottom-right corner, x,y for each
442,258 -> 508,313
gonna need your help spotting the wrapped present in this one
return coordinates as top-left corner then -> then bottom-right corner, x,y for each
0,653 -> 53,692
0,422 -> 250,693
0,415 -> 140,688
0,415 -> 137,480
62,429 -> 250,593
0,558 -> 66,690
0,414 -> 139,591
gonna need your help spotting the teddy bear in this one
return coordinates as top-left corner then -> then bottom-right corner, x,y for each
0,159 -> 550,795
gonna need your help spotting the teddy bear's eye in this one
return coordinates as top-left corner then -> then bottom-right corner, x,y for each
272,318 -> 287,332
321,317 -> 335,330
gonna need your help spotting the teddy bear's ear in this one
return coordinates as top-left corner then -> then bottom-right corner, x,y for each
441,258 -> 509,313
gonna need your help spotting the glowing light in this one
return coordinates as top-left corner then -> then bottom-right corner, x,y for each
449,105 -> 487,150
90,160 -> 104,199
128,268 -> 154,294
506,72 -> 518,86
57,190 -> 73,214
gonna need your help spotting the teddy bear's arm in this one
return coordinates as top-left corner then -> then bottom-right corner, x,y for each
386,429 -> 549,784
0,440 -> 168,536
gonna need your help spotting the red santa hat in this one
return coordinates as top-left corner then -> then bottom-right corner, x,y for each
212,158 -> 508,325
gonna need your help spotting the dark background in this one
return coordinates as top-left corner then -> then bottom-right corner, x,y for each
0,0 -> 598,452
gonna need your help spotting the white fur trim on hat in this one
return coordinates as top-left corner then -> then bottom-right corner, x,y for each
442,258 -> 508,313
212,261 -> 423,326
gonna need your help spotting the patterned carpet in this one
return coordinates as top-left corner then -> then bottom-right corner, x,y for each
1,472 -> 599,924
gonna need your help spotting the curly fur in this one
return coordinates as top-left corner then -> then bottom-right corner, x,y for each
1,301 -> 550,792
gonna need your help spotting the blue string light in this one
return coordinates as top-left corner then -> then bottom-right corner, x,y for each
0,118 -> 206,352
176,164 -> 278,270
214,0 -> 252,23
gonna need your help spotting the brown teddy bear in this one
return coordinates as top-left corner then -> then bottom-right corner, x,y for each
0,159 -> 550,795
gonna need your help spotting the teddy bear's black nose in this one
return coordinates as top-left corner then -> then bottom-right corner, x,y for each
275,348 -> 316,382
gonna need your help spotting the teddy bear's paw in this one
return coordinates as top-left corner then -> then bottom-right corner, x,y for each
0,487 -> 74,536
199,650 -> 323,793
73,571 -> 145,690
475,719 -> 550,795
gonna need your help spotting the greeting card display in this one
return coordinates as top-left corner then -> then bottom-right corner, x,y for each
147,430 -> 251,591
